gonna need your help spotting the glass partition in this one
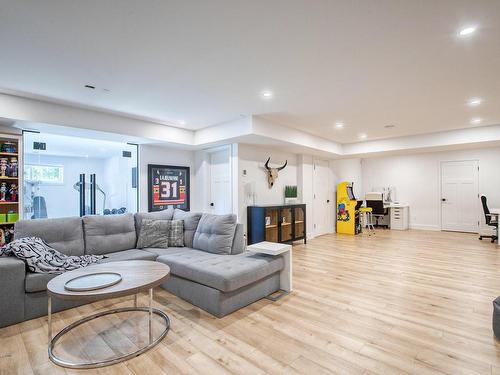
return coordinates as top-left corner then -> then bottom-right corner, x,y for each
23,131 -> 138,219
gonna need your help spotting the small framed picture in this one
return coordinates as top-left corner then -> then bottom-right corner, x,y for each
265,216 -> 271,226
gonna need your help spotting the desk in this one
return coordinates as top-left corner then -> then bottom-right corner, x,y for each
384,203 -> 409,230
489,208 -> 500,245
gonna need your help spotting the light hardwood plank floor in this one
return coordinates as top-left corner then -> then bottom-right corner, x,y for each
1,230 -> 500,375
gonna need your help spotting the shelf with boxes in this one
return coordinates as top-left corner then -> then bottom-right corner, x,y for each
0,134 -> 22,246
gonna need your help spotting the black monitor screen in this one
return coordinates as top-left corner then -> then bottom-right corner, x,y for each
347,186 -> 356,201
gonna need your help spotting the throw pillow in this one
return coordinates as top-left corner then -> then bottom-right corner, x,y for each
173,209 -> 202,247
4,237 -> 104,273
134,208 -> 174,236
136,219 -> 170,249
168,219 -> 184,247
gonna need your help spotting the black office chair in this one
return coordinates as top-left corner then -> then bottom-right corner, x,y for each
479,195 -> 497,243
366,200 -> 388,228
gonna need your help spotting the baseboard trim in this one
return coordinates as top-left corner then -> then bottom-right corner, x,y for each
409,224 -> 441,231
309,230 -> 335,239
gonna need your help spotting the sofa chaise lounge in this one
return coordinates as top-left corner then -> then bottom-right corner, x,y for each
0,209 -> 283,328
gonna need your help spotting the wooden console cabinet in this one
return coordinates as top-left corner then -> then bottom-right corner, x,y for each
247,204 -> 306,245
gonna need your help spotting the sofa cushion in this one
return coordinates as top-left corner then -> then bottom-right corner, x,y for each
173,209 -> 202,248
134,208 -> 174,236
136,219 -> 169,249
83,214 -> 136,255
142,247 -> 186,257
156,249 -> 284,292
193,214 -> 237,254
231,224 -> 245,255
25,272 -> 59,293
14,217 -> 85,256
99,249 -> 157,263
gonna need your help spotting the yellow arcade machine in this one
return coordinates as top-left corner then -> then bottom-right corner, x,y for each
336,181 -> 361,235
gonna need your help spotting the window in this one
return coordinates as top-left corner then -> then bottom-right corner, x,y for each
24,164 -> 64,184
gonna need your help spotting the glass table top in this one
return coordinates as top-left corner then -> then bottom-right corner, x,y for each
64,272 -> 122,292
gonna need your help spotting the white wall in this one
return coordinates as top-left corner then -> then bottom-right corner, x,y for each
361,147 -> 500,230
138,145 -> 196,212
238,144 -> 298,228
193,149 -> 210,213
297,155 -> 314,237
178,144 -> 500,234
330,158 -> 363,199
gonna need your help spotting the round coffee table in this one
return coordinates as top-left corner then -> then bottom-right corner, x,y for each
46,260 -> 170,369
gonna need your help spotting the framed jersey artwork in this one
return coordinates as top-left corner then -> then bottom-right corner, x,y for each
148,164 -> 190,212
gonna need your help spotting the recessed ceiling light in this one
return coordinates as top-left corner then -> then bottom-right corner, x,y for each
467,97 -> 482,106
358,133 -> 367,140
470,117 -> 482,125
335,122 -> 344,129
261,90 -> 273,99
458,26 -> 477,37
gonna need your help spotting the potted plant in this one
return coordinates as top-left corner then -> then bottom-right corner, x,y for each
284,185 -> 298,204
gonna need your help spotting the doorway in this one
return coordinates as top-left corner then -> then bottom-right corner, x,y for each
23,131 -> 138,219
208,147 -> 232,214
440,160 -> 479,233
313,159 -> 333,236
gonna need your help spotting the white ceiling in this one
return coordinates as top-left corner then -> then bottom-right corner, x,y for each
0,0 -> 499,143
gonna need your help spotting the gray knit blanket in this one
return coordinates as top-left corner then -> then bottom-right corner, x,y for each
1,237 -> 104,273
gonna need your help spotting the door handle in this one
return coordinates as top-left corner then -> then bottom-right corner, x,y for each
441,198 -> 446,202
210,203 -> 214,207
327,199 -> 330,203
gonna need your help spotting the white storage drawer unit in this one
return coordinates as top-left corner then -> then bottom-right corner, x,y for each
390,206 -> 409,230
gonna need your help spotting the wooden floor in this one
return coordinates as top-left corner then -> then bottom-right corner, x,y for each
2,230 -> 500,375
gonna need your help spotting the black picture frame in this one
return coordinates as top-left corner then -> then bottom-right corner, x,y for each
147,164 -> 190,212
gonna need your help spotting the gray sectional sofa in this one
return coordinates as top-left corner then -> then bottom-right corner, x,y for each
0,209 -> 283,328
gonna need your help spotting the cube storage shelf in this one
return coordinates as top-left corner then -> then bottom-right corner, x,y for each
0,133 -> 22,245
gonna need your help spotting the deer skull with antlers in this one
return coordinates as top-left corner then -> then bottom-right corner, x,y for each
264,157 -> 287,188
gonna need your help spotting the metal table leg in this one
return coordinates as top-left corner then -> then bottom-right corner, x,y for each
47,296 -> 52,345
48,293 -> 170,369
149,288 -> 153,344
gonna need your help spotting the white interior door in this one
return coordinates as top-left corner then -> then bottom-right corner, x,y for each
313,159 -> 333,236
209,148 -> 231,214
441,160 -> 479,233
